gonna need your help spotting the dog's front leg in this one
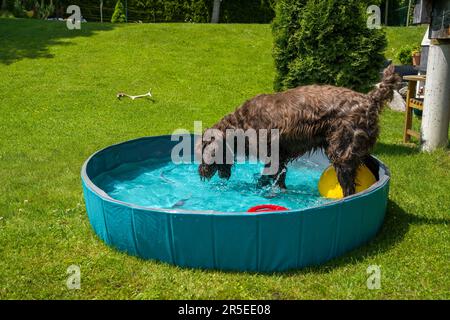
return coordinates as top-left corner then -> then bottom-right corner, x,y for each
273,164 -> 287,189
258,161 -> 288,189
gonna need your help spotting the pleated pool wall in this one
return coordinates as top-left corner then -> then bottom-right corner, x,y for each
82,135 -> 389,272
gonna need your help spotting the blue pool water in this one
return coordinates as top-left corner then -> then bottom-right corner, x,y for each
94,159 -> 331,212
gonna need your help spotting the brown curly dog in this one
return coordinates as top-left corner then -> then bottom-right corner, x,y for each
197,65 -> 401,197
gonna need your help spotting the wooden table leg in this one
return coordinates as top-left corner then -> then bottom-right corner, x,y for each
403,81 -> 417,143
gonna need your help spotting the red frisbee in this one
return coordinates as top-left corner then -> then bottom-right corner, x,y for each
247,204 -> 289,213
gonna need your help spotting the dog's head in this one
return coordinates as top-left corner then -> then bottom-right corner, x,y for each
196,132 -> 232,181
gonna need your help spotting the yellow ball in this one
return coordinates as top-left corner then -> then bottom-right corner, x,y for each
318,165 -> 376,199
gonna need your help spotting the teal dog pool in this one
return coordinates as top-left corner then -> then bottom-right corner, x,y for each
81,134 -> 389,272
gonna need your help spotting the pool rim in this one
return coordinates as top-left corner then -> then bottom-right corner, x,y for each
81,135 -> 390,216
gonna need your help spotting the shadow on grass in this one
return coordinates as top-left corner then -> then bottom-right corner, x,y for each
0,18 -> 115,65
102,197 -> 448,289
373,142 -> 420,156
373,141 -> 449,157
284,199 -> 449,276
163,199 -> 448,278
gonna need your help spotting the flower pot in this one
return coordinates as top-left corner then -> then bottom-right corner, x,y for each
412,53 -> 421,66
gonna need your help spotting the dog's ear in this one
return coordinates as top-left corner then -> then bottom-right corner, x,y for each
197,129 -> 224,164
202,139 -> 222,164
202,139 -> 219,164
194,137 -> 204,162
384,64 -> 395,76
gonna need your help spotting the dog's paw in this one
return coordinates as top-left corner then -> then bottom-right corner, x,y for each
257,175 -> 273,188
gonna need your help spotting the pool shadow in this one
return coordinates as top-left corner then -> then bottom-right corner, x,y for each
0,18 -> 116,65
185,199 -> 448,277
283,199 -> 449,276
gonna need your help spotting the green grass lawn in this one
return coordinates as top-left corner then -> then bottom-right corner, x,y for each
0,19 -> 448,299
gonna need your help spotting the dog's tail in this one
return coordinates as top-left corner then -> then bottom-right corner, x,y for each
368,65 -> 402,111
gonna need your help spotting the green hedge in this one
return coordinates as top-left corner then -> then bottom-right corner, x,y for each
67,0 -> 274,23
220,0 -> 275,23
272,0 -> 387,93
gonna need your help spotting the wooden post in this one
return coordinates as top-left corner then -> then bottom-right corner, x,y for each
100,0 -> 103,23
385,0 -> 389,26
211,0 -> 221,23
406,0 -> 412,26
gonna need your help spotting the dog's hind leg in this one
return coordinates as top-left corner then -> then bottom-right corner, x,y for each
362,155 -> 379,181
333,161 -> 358,197
326,125 -> 367,197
